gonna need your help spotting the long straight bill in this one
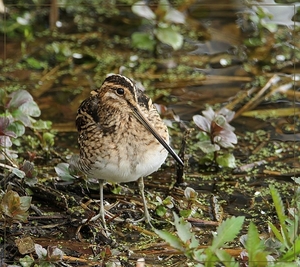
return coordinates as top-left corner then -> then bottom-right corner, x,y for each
133,108 -> 184,166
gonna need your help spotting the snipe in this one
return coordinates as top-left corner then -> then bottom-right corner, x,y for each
71,74 -> 183,228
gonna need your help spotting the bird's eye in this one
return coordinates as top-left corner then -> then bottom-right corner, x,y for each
116,88 -> 124,95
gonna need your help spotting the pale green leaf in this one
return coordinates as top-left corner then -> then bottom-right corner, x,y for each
291,177 -> 300,185
215,249 -> 239,267
156,205 -> 167,217
12,167 -> 26,178
210,216 -> 245,252
261,21 -> 278,33
269,185 -> 291,247
19,101 -> 41,117
43,132 -> 55,147
32,119 -> 52,130
132,1 -> 156,20
8,120 -> 26,136
216,153 -> 236,168
35,244 -> 47,259
272,263 -> 299,267
20,255 -> 35,267
184,187 -> 198,201
26,57 -> 44,69
1,190 -> 31,222
281,236 -> 300,261
55,163 -> 75,181
193,114 -> 211,132
157,0 -> 169,13
193,248 -> 206,262
199,140 -> 220,154
179,209 -> 193,218
132,32 -> 155,51
165,9 -> 185,24
268,221 -> 284,244
173,212 -> 193,243
154,228 -> 184,251
8,90 -> 33,109
156,26 -> 183,50
245,222 -> 268,262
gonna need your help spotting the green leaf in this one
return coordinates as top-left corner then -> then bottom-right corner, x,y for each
261,21 -> 277,33
173,212 -> 199,251
154,228 -> 184,251
162,196 -> 174,208
165,9 -> 185,24
268,221 -> 284,244
245,222 -> 268,263
204,250 -> 219,267
156,205 -> 167,217
216,153 -> 236,168
193,114 -> 211,132
1,190 -> 31,222
0,88 -> 7,105
12,167 -> 26,178
179,209 -> 193,218
272,263 -> 299,267
111,184 -> 122,194
193,248 -> 206,262
132,32 -> 156,51
155,26 -> 183,50
55,163 -> 75,181
26,57 -> 44,69
199,140 -> 220,153
43,132 -> 55,147
215,249 -> 239,267
173,212 -> 199,249
7,120 -> 25,137
157,0 -> 169,17
184,187 -> 198,201
20,255 -> 35,267
0,117 -> 16,138
33,119 -> 52,130
210,216 -> 245,252
8,90 -> 33,109
291,177 -> 300,185
269,185 -> 291,247
11,109 -> 32,127
19,101 -> 41,117
281,236 -> 300,261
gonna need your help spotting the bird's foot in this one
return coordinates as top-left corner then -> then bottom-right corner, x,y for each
126,212 -> 153,227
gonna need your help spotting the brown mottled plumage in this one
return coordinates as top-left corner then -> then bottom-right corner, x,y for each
71,74 -> 183,228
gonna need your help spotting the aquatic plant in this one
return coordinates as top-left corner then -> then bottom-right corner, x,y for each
155,183 -> 300,266
131,0 -> 185,53
193,107 -> 237,168
18,243 -> 64,267
0,189 -> 31,223
155,213 -> 244,266
0,89 -> 54,178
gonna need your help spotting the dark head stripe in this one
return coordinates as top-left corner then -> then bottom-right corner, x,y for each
105,74 -> 135,93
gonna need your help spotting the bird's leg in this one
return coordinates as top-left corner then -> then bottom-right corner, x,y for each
98,179 -> 107,229
82,179 -> 107,230
138,177 -> 152,224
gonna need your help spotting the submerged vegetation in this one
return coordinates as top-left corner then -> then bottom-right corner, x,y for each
1,0 -> 300,266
